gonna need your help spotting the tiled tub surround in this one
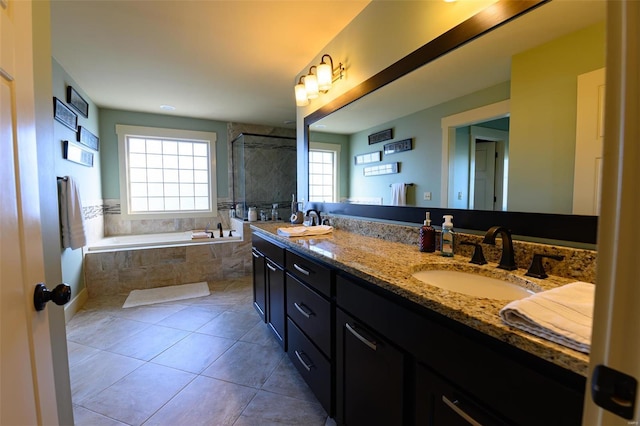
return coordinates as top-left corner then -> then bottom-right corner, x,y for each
84,219 -> 252,297
251,221 -> 594,377
102,199 -> 238,237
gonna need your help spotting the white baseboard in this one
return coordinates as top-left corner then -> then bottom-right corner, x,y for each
64,287 -> 88,323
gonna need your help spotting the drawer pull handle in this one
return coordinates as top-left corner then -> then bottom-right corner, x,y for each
293,263 -> 311,276
294,350 -> 314,372
267,263 -> 277,272
345,322 -> 377,351
442,396 -> 483,426
252,251 -> 260,259
294,302 -> 314,318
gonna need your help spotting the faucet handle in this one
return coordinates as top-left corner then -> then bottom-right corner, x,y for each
525,253 -> 564,279
460,242 -> 487,265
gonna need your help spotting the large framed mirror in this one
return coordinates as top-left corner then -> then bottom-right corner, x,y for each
303,0 -> 603,246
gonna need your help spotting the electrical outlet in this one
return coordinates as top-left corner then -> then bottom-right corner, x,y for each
423,192 -> 432,201
458,191 -> 463,200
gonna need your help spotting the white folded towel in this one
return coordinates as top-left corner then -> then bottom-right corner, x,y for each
499,281 -> 595,353
390,183 -> 406,206
191,231 -> 211,239
277,225 -> 333,237
58,176 -> 87,250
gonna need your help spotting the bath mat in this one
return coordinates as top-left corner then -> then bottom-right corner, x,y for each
122,282 -> 210,308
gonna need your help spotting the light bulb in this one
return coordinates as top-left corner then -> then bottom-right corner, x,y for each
304,74 -> 319,99
317,61 -> 332,91
294,83 -> 309,106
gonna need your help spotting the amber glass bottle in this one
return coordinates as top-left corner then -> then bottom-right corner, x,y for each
419,212 -> 436,252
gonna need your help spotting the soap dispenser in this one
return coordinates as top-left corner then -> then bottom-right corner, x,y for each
419,212 -> 435,253
441,215 -> 454,257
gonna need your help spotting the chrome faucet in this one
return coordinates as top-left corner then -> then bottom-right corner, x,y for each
482,226 -> 517,270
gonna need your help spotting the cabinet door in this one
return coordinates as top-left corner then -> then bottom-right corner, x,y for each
267,259 -> 286,348
252,248 -> 267,322
336,308 -> 404,425
416,363 -> 509,426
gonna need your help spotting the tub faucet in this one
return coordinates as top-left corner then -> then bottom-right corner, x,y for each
482,226 -> 517,270
217,222 -> 223,238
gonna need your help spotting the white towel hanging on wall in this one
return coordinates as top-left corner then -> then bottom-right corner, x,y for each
58,176 -> 87,250
390,183 -> 406,206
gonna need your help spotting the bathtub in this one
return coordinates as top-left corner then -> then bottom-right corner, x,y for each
86,230 -> 242,252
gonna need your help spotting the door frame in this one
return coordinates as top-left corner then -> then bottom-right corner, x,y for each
441,100 -> 510,208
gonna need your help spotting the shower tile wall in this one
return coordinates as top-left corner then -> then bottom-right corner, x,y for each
232,134 -> 296,219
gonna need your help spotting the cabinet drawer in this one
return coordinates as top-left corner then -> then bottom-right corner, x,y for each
286,250 -> 332,297
287,318 -> 331,414
252,233 -> 284,266
286,273 -> 331,357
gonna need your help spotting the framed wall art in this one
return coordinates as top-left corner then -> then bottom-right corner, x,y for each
63,140 -> 94,167
363,162 -> 399,176
66,86 -> 89,118
354,151 -> 381,165
53,97 -> 77,131
384,138 -> 412,155
368,128 -> 393,145
77,126 -> 99,151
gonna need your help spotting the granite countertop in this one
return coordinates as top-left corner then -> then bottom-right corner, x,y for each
251,222 -> 590,377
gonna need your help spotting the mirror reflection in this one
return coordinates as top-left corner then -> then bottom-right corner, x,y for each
309,0 -> 605,216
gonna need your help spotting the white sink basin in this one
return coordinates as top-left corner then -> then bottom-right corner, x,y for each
412,270 -> 535,300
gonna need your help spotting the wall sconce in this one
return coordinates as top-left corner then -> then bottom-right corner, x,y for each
294,54 -> 344,107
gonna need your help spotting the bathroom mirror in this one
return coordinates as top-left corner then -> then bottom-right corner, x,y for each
303,0 -> 603,245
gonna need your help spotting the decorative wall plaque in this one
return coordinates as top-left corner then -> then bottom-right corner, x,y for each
77,126 -> 100,151
63,140 -> 94,167
354,151 -> 381,165
363,162 -> 399,176
368,128 -> 393,145
384,138 -> 412,155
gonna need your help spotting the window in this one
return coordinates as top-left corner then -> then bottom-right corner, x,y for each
116,125 -> 217,219
309,142 -> 340,202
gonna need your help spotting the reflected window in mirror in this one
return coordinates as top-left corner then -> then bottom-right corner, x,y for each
309,142 -> 341,203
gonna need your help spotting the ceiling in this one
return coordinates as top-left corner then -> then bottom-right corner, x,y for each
50,0 -> 370,128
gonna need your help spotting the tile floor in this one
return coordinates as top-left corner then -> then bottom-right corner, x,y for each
67,275 -> 333,426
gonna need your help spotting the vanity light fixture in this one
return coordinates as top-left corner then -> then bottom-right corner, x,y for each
305,66 -> 319,99
295,76 -> 309,107
294,54 -> 344,107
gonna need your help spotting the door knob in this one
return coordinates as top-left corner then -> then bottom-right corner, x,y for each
33,283 -> 71,311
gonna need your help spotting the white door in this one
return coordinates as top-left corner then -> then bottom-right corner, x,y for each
1,0 -> 60,424
573,67 -> 605,216
473,140 -> 497,210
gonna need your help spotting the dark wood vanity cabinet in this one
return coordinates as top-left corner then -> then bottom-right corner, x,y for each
335,273 -> 586,426
336,307 -> 405,425
285,249 -> 334,415
251,247 -> 266,322
251,233 -> 286,348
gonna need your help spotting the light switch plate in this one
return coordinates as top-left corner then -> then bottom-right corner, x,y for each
423,192 -> 432,200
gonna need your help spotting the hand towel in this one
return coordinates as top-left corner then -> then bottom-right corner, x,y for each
499,281 -> 595,353
390,183 -> 406,206
58,176 -> 87,250
277,225 -> 333,237
191,231 -> 211,239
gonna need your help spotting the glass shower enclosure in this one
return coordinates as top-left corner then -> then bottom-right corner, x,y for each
232,133 -> 297,221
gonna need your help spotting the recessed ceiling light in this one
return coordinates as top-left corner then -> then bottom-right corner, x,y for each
160,104 -> 176,111
314,124 -> 327,129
